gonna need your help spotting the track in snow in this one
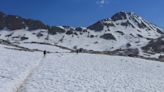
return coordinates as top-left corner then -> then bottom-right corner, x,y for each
16,56 -> 45,92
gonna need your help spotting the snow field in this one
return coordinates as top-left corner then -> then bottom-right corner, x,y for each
0,45 -> 42,92
19,53 -> 164,92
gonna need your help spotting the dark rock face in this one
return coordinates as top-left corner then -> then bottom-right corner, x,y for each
116,31 -> 124,35
126,43 -> 131,48
0,12 -> 6,30
48,26 -> 65,35
66,30 -> 73,35
75,27 -> 83,31
25,19 -> 47,30
142,37 -> 164,53
21,37 -> 28,41
37,32 -> 43,37
159,55 -> 164,61
137,22 -> 147,29
0,11 -> 47,31
112,48 -> 139,57
87,21 -> 104,31
100,33 -> 116,40
103,22 -> 115,27
120,21 -> 135,28
5,15 -> 26,30
111,12 -> 127,21
156,28 -> 164,34
137,34 -> 143,38
90,35 -> 94,38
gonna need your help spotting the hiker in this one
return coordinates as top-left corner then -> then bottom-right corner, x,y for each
76,48 -> 83,54
76,49 -> 79,54
43,50 -> 47,57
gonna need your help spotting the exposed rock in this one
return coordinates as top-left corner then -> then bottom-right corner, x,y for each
111,12 -> 127,21
66,30 -> 73,35
126,43 -> 131,48
48,26 -> 65,35
5,15 -> 26,30
25,19 -> 47,30
142,37 -> 164,53
0,11 -> 47,31
21,37 -> 28,41
0,12 -> 6,30
120,21 -> 135,28
137,21 -> 147,29
116,31 -> 124,35
90,35 -> 94,38
73,32 -> 78,36
103,22 -> 115,27
37,33 -> 43,37
159,55 -> 164,61
87,21 -> 104,31
100,33 -> 116,40
5,33 -> 13,37
75,27 -> 83,31
156,28 -> 164,34
137,34 -> 143,38
112,48 -> 139,57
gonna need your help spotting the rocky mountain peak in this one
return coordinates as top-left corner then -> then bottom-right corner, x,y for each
87,11 -> 164,35
111,11 -> 128,21
111,11 -> 141,21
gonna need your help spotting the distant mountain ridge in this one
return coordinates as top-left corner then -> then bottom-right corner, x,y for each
88,12 -> 163,33
0,11 -> 164,61
0,11 -> 163,34
0,11 -> 48,30
0,11 -> 72,34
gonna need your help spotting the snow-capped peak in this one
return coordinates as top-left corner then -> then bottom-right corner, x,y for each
111,11 -> 129,21
0,11 -> 164,60
111,11 -> 141,21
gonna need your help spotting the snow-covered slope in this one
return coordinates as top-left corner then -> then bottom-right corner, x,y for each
0,11 -> 163,60
1,44 -> 164,92
1,11 -> 164,92
20,53 -> 164,92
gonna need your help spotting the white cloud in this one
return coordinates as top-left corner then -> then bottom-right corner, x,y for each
96,0 -> 108,7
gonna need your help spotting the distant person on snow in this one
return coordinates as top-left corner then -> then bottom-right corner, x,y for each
76,49 -> 79,54
43,50 -> 47,57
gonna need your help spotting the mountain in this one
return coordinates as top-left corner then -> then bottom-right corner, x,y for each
0,11 -> 164,61
0,11 -> 48,30
0,11 -> 70,34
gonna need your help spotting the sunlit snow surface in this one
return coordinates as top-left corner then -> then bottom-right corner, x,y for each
0,44 -> 164,92
0,45 -> 41,92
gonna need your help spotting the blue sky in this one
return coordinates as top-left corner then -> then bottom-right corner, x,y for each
0,0 -> 163,28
